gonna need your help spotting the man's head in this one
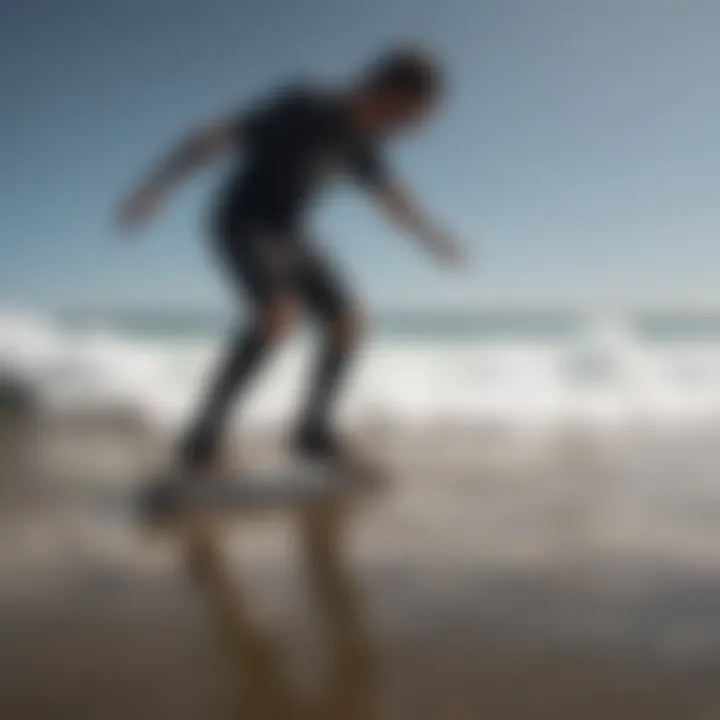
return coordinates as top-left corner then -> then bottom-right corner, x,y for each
354,45 -> 444,133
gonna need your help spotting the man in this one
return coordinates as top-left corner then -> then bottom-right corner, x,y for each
119,45 -> 466,474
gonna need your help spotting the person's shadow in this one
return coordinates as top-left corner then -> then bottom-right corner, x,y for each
182,506 -> 379,720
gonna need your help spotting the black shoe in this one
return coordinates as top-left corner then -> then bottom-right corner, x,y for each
178,427 -> 219,476
293,425 -> 342,461
293,426 -> 383,490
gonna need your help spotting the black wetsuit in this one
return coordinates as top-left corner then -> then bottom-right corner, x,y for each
213,83 -> 388,318
184,83 -> 389,466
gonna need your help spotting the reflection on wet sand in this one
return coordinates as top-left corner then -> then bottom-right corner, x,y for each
6,425 -> 720,718
183,506 -> 377,720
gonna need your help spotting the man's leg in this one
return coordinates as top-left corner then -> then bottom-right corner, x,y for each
181,297 -> 297,469
181,223 -> 304,470
294,251 -> 364,457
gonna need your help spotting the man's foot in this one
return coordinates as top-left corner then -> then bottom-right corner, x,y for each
293,426 -> 382,486
293,425 -> 344,461
177,428 -> 239,481
177,449 -> 241,481
140,447 -> 240,526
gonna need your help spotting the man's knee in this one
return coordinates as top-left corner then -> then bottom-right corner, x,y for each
257,297 -> 298,341
329,308 -> 365,349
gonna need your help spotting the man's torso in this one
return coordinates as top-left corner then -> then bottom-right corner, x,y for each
215,84 -> 386,237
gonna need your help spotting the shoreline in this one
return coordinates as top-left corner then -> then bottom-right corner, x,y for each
4,417 -> 720,717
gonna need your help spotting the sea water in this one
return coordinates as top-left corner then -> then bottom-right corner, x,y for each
3,307 -> 720,433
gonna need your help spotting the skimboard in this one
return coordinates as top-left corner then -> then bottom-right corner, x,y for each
137,461 -> 389,528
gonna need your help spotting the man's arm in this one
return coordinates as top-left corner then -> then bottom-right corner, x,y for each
373,183 -> 466,266
117,118 -> 239,231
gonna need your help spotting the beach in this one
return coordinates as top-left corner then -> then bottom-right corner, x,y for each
4,308 -> 720,717
3,413 -> 720,719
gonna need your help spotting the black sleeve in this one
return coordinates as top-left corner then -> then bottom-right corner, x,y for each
351,142 -> 390,190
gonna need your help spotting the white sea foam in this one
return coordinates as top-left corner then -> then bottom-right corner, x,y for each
3,309 -> 720,432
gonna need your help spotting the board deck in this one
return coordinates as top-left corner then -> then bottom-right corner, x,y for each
137,463 -> 389,525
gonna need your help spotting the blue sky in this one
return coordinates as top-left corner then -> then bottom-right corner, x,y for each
2,0 -> 720,311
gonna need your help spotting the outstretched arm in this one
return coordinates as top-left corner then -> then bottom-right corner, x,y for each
117,118 -> 238,231
372,182 -> 467,267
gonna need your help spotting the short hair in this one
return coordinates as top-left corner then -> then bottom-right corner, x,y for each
364,45 -> 444,100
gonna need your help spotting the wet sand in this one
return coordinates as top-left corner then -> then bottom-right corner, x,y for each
3,421 -> 720,719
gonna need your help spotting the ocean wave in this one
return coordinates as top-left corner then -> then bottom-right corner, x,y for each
3,309 -> 720,431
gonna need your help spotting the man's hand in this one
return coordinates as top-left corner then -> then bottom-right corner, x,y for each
115,118 -> 237,234
425,229 -> 470,269
374,184 -> 470,270
117,183 -> 166,232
